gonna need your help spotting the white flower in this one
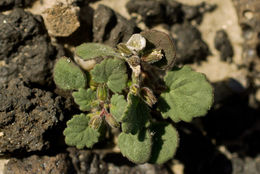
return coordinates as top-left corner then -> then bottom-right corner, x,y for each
126,34 -> 146,52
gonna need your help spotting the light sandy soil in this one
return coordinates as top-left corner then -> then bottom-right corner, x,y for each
0,159 -> 8,174
180,0 -> 246,85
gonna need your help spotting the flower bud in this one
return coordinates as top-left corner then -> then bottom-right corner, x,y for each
127,55 -> 140,67
105,113 -> 120,128
88,111 -> 101,118
97,85 -> 108,101
90,100 -> 99,108
117,43 -> 133,57
130,84 -> 139,95
89,78 -> 99,90
89,115 -> 103,129
141,49 -> 163,64
140,87 -> 157,107
128,56 -> 141,78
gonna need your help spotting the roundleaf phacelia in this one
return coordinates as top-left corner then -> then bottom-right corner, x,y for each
53,30 -> 214,164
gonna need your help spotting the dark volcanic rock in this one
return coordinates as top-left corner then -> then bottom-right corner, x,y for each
4,154 -> 73,174
231,155 -> 260,174
68,148 -> 108,174
126,0 -> 166,25
214,30 -> 234,62
182,2 -> 216,24
0,78 -> 64,153
93,4 -> 139,47
126,0 -> 182,26
171,22 -> 209,64
0,0 -> 35,11
0,8 -> 59,86
126,0 -> 216,26
68,148 -> 171,174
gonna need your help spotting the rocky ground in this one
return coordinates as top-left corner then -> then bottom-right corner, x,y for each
0,0 -> 260,174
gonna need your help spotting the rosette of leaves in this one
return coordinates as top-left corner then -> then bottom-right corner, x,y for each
53,30 -> 214,164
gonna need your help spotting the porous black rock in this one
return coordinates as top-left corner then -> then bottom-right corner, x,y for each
126,0 -> 182,26
171,22 -> 209,64
93,4 -> 139,47
126,0 -> 216,26
4,154 -> 73,174
214,29 -> 234,62
67,148 -> 171,174
0,8 -> 60,86
0,0 -> 35,11
0,78 -> 64,153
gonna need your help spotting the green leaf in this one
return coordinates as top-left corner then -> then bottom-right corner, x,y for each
110,94 -> 127,122
53,57 -> 87,90
118,129 -> 152,164
121,94 -> 150,134
63,114 -> 100,149
149,123 -> 179,164
159,66 -> 214,122
90,58 -> 128,93
75,43 -> 119,60
72,88 -> 96,111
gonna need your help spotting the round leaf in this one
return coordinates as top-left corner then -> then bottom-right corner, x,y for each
63,114 -> 100,149
90,58 -> 128,93
75,43 -> 119,60
54,57 -> 87,90
110,94 -> 127,122
72,88 -> 96,111
121,94 -> 150,134
149,123 -> 179,164
159,66 -> 214,122
118,129 -> 152,164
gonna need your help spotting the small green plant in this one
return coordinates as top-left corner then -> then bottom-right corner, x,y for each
53,30 -> 213,164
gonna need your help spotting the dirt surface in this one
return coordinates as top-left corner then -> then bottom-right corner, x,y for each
0,0 -> 260,174
183,0 -> 245,82
0,78 -> 64,153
